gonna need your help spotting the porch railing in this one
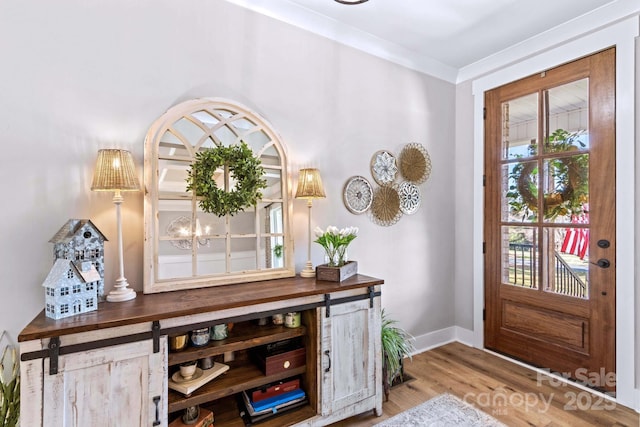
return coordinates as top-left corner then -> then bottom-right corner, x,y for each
553,250 -> 587,298
508,243 -> 587,298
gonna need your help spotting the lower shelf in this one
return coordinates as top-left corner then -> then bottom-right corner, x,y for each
203,396 -> 317,427
168,359 -> 307,413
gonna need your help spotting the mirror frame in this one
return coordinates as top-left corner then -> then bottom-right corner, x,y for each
143,98 -> 295,293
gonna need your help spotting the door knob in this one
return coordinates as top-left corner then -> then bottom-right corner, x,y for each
596,259 -> 610,268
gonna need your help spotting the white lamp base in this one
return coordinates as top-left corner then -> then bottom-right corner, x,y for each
106,278 -> 137,302
300,261 -> 316,278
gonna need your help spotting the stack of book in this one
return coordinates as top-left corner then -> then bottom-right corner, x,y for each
239,377 -> 307,425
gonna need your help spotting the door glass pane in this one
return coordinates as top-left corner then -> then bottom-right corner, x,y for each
543,228 -> 589,299
502,226 -> 538,289
503,161 -> 538,222
543,154 -> 589,223
544,78 -> 589,152
502,93 -> 538,160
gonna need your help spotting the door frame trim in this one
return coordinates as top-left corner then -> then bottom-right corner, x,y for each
471,16 -> 638,409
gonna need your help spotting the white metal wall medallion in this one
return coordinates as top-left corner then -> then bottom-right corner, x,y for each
398,181 -> 421,215
343,176 -> 373,214
370,151 -> 397,185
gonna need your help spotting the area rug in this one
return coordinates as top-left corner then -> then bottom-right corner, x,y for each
374,393 -> 506,427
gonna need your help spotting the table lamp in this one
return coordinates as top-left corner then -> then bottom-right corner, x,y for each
295,168 -> 326,277
91,149 -> 140,302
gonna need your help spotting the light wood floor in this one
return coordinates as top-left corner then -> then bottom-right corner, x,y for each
332,342 -> 639,427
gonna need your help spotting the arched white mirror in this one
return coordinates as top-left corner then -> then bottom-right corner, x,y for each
143,98 -> 294,293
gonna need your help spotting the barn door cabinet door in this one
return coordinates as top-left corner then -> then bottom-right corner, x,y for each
41,338 -> 167,427
319,297 -> 383,420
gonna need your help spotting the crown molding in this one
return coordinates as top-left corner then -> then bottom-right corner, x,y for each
223,0 -> 459,83
457,0 -> 640,83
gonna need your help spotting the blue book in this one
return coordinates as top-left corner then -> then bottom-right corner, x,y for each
247,388 -> 306,413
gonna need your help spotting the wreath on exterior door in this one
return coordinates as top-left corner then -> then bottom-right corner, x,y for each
507,129 -> 588,220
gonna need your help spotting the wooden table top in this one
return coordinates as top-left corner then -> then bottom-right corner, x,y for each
19,274 -> 383,342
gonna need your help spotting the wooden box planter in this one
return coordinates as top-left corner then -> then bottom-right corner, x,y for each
316,261 -> 358,282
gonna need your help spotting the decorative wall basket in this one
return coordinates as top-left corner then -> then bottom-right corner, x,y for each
399,143 -> 432,184
344,142 -> 431,226
371,185 -> 402,226
316,261 -> 358,282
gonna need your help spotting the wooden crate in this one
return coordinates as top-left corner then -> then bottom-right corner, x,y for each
316,261 -> 358,282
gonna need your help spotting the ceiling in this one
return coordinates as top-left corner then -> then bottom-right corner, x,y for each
224,0 -> 631,82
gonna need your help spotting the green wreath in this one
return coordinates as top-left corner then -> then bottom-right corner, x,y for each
507,129 -> 588,220
186,142 -> 267,217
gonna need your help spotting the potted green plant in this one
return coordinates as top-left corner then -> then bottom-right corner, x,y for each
381,309 -> 415,401
0,332 -> 19,427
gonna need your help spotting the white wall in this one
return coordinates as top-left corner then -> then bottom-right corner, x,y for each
0,0 -> 455,344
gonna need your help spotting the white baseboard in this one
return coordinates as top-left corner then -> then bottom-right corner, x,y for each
412,326 -> 475,355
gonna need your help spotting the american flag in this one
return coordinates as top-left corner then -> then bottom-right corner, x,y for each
560,213 -> 589,259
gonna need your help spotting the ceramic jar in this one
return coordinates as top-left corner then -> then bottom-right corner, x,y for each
211,324 -> 228,340
272,314 -> 284,325
169,333 -> 189,352
190,328 -> 210,347
285,312 -> 301,328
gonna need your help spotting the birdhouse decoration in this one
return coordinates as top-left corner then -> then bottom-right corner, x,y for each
42,259 -> 101,319
49,219 -> 107,301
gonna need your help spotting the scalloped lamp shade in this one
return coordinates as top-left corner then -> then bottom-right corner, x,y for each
91,149 -> 140,192
295,168 -> 326,199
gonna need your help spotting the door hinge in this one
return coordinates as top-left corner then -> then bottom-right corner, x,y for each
483,107 -> 487,120
483,309 -> 486,321
483,174 -> 486,187
483,242 -> 486,254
